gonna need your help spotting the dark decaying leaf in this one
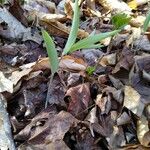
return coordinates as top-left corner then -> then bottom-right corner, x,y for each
113,47 -> 134,73
66,83 -> 91,120
17,111 -> 79,150
46,74 -> 66,107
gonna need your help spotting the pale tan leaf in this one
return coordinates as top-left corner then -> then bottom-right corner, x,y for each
137,115 -> 149,147
123,86 -> 145,117
100,53 -> 116,66
0,71 -> 13,93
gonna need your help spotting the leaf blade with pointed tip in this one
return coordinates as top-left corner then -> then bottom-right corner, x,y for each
69,30 -> 120,52
42,30 -> 59,74
143,11 -> 150,32
62,0 -> 79,55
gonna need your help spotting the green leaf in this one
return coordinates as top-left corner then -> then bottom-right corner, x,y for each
143,11 -> 150,32
112,13 -> 131,29
81,43 -> 103,49
86,66 -> 96,75
62,0 -> 80,55
42,30 -> 59,74
69,30 -> 120,52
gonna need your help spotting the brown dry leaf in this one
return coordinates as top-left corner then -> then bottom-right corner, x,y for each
46,74 -> 66,107
123,86 -> 145,117
16,111 -> 79,150
33,56 -> 87,72
40,19 -> 89,39
137,115 -> 150,147
100,53 -> 116,66
32,58 -> 51,71
64,0 -> 73,19
9,0 -> 28,27
59,55 -> 87,71
66,83 -> 91,120
113,48 -> 134,74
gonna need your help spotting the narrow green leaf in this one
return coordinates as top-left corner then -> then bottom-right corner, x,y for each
143,11 -> 150,32
62,0 -> 79,55
69,30 -> 120,52
42,30 -> 59,74
80,43 -> 103,49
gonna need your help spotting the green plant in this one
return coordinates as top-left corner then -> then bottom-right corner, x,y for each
42,0 -> 120,74
112,13 -> 131,29
143,10 -> 150,32
86,66 -> 96,76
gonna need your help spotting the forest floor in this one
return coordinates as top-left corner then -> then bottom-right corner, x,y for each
0,0 -> 150,150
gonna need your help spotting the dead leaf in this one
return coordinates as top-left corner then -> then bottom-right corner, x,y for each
66,83 -> 91,120
40,19 -> 89,39
123,86 -> 145,117
96,94 -> 111,115
46,74 -> 66,107
113,47 -> 134,73
106,126 -> 126,149
9,0 -> 28,27
16,111 -> 79,150
137,115 -> 149,147
59,55 -> 87,71
98,0 -> 131,13
0,71 -> 13,93
117,112 -> 131,126
100,53 -> 116,66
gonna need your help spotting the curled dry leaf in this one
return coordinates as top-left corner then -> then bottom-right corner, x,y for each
59,55 -> 87,71
31,56 -> 87,72
40,19 -> 89,39
96,94 -> 111,115
100,53 -> 116,66
123,86 -> 145,117
137,115 -> 150,147
66,83 -> 91,120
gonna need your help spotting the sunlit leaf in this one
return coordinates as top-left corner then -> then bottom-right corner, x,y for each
69,30 -> 120,52
143,11 -> 150,32
62,0 -> 79,55
42,30 -> 59,74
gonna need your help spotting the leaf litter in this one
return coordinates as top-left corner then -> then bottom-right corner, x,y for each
0,0 -> 150,149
